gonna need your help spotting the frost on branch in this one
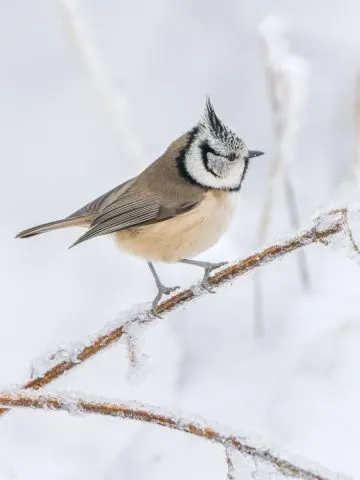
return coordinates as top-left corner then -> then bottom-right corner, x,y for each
313,206 -> 360,265
226,445 -> 236,480
224,447 -> 341,480
28,303 -> 151,385
2,205 -> 360,420
2,211 -> 360,479
226,446 -> 294,480
0,391 -> 353,480
122,321 -> 150,385
30,344 -> 83,381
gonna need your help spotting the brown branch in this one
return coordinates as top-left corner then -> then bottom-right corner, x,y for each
0,210 -> 346,418
0,391 -> 348,480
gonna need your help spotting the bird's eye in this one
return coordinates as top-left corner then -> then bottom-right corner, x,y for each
228,152 -> 236,162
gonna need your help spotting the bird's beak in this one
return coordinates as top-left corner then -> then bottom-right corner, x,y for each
248,150 -> 264,159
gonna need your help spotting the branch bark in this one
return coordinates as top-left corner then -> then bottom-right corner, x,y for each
0,210 -> 347,418
0,391 -> 348,480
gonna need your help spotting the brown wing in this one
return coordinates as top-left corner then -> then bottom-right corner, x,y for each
69,190 -> 198,248
69,131 -> 205,248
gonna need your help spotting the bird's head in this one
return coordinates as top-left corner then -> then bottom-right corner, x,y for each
179,98 -> 264,191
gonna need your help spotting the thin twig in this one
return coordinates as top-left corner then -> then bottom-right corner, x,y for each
59,0 -> 144,163
226,446 -> 236,480
126,333 -> 138,368
256,17 -> 311,337
0,209 -> 346,417
0,391 -> 350,480
343,209 -> 360,254
355,73 -> 360,187
252,273 -> 264,338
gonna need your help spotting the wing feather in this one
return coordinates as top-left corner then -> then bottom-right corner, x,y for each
90,194 -> 152,226
66,178 -> 135,219
69,194 -> 160,248
70,188 -> 199,249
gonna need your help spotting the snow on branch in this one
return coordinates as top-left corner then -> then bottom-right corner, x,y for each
59,0 -> 144,163
123,321 -> 150,384
0,206 -> 359,418
0,391 -> 352,480
225,446 -> 236,480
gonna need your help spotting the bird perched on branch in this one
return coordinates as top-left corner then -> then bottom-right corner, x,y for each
16,98 -> 264,313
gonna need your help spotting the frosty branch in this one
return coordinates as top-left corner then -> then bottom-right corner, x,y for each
226,447 -> 236,480
0,207 -> 357,419
0,391 -> 347,480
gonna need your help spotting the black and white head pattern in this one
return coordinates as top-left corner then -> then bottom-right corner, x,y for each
179,98 -> 250,191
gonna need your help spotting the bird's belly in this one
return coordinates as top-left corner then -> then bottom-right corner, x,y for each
114,191 -> 237,262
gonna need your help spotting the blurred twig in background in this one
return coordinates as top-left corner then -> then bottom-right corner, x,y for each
355,73 -> 360,187
59,0 -> 144,164
0,391 -> 351,480
225,447 -> 236,480
0,206 -> 355,418
255,17 -> 311,337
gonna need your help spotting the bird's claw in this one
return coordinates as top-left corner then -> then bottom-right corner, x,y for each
150,284 -> 180,317
201,261 -> 227,291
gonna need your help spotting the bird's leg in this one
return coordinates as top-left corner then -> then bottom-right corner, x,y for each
147,262 -> 180,315
180,259 -> 227,293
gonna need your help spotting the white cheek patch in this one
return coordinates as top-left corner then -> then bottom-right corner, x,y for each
207,153 -> 232,177
184,140 -> 246,190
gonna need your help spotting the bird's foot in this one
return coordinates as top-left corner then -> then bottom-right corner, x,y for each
151,284 -> 180,317
200,261 -> 228,293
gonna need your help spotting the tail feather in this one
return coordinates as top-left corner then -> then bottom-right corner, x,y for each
16,217 -> 89,239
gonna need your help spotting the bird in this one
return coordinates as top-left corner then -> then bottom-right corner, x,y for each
16,98 -> 264,313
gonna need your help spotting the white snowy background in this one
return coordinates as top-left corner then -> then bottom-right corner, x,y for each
1,0 -> 360,479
